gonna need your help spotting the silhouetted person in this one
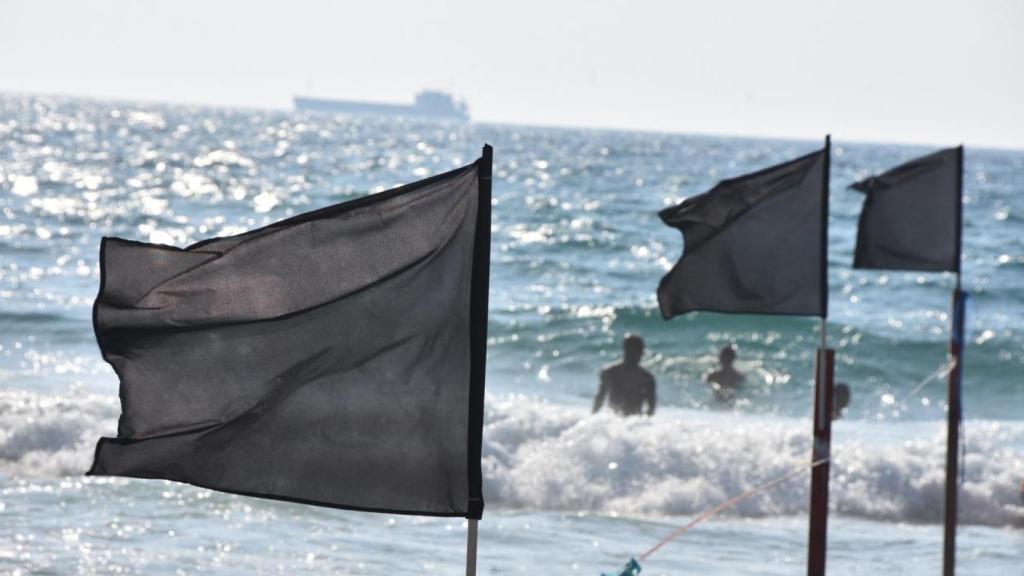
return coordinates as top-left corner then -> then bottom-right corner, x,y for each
832,382 -> 851,421
593,335 -> 656,416
707,345 -> 745,402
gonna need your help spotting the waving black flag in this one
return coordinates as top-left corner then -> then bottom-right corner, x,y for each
658,139 -> 830,319
88,148 -> 492,520
850,147 -> 966,575
850,146 -> 962,272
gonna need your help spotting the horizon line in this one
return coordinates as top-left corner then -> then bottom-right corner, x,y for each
1,88 -> 1019,154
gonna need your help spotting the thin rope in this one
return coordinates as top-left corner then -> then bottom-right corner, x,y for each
897,357 -> 958,407
638,458 -> 829,562
635,358 -> 958,564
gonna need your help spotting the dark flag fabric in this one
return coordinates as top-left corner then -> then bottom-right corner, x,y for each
88,151 -> 491,520
850,147 -> 961,273
658,143 -> 829,319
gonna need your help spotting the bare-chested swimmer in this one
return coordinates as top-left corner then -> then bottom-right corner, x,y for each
593,335 -> 656,417
707,344 -> 745,402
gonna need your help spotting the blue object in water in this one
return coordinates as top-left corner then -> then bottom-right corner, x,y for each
602,558 -> 642,576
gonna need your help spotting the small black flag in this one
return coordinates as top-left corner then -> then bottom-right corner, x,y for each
658,141 -> 829,319
850,147 -> 962,273
88,149 -> 492,519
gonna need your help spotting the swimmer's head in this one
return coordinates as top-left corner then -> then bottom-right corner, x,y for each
623,334 -> 645,365
719,345 -> 737,366
834,382 -> 851,412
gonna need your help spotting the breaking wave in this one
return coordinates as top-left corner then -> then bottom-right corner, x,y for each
481,396 -> 1024,527
0,390 -> 118,476
2,390 -> 1021,527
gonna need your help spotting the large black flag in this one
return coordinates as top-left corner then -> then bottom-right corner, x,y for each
850,146 -> 962,273
88,148 -> 492,520
658,140 -> 829,319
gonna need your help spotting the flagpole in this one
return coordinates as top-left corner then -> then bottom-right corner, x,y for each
807,136 -> 832,576
942,145 -> 966,576
807,321 -> 834,576
466,518 -> 479,576
943,276 -> 964,576
465,143 -> 492,576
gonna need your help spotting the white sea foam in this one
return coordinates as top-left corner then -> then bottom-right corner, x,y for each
482,396 -> 1024,528
0,390 -> 117,477
1,390 -> 1021,527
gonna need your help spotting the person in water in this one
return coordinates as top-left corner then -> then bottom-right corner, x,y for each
593,334 -> 656,416
832,382 -> 851,420
707,344 -> 745,402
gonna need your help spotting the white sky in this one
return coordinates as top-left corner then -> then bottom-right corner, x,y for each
2,0 -> 1022,148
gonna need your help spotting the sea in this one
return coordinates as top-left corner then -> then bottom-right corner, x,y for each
0,94 -> 1021,575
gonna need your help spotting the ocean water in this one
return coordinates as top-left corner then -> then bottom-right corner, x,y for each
0,94 -> 1021,575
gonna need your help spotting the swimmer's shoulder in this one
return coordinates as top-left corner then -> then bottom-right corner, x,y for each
600,361 -> 624,378
639,366 -> 656,383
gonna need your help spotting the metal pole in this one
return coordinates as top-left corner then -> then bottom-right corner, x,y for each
817,319 -> 828,427
942,279 -> 965,576
807,318 -> 833,576
465,143 -> 491,576
942,145 -> 965,576
807,136 -> 832,576
466,519 -> 479,576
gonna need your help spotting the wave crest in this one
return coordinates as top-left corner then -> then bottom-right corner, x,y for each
483,396 -> 1024,527
2,390 -> 1021,527
0,390 -> 117,476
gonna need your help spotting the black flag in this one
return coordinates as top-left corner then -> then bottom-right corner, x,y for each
850,146 -> 962,273
88,148 -> 492,520
658,140 -> 829,319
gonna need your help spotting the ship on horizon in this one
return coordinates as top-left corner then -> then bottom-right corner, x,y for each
293,90 -> 469,121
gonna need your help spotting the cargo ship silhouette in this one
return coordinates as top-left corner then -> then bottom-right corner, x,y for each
293,90 -> 469,121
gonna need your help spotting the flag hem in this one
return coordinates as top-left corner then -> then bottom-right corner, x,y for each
87,440 -> 472,517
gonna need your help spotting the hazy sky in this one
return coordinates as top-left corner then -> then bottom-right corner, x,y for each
3,0 -> 1022,148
